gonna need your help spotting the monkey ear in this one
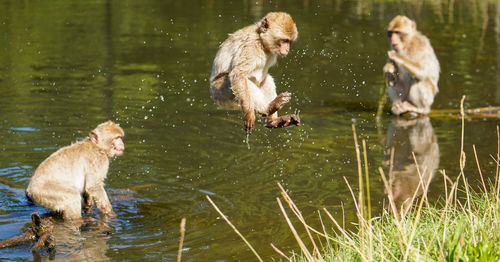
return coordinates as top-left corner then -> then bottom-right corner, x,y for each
260,17 -> 270,33
90,131 -> 99,144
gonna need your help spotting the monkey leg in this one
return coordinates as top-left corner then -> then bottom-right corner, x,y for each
87,186 -> 115,217
393,81 -> 434,116
407,82 -> 434,114
262,92 -> 292,117
27,184 -> 83,221
209,73 -> 239,109
62,203 -> 83,221
248,75 -> 277,114
265,114 -> 301,128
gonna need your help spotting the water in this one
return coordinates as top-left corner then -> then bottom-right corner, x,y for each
1,0 -> 499,261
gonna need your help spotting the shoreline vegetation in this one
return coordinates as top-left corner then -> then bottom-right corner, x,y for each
206,96 -> 500,261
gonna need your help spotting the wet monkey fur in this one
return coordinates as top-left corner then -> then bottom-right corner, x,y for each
26,121 -> 125,222
210,12 -> 301,134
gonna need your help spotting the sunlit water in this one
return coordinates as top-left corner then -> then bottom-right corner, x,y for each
1,0 -> 500,261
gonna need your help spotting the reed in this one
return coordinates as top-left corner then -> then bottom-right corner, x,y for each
177,218 -> 186,262
206,195 -> 264,262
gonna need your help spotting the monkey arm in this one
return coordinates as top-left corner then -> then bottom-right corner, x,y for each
229,51 -> 257,134
85,166 -> 115,216
87,184 -> 115,216
262,92 -> 292,117
388,51 -> 427,81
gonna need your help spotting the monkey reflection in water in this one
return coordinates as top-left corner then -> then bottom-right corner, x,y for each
384,116 -> 439,216
29,220 -> 113,261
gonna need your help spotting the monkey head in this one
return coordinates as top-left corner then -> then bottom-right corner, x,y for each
90,121 -> 125,157
258,12 -> 298,57
387,15 -> 416,52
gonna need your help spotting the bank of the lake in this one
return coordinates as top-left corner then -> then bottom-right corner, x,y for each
281,124 -> 500,261
288,182 -> 500,261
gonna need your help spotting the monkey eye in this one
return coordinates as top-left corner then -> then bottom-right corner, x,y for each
282,39 -> 291,44
387,31 -> 404,38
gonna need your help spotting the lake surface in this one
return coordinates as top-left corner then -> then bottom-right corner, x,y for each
1,0 -> 500,261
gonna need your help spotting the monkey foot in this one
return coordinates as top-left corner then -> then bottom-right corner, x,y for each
391,102 -> 408,116
264,92 -> 292,117
392,101 -> 427,118
274,92 -> 292,108
265,114 -> 300,128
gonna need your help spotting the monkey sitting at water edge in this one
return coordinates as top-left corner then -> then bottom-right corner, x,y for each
383,15 -> 440,117
26,121 -> 125,224
210,12 -> 301,135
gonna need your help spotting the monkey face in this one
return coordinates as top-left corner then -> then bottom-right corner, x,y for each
258,12 -> 297,57
109,136 -> 125,157
277,39 -> 291,57
388,31 -> 404,51
387,15 -> 416,52
89,121 -> 125,157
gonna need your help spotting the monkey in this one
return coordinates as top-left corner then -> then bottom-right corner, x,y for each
26,121 -> 125,222
383,15 -> 440,116
209,12 -> 301,134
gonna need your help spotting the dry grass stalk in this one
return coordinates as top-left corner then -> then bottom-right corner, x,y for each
378,167 -> 405,252
496,126 -> 500,196
317,210 -> 333,259
362,140 -> 372,220
270,243 -> 291,261
322,208 -> 367,260
276,197 -> 315,261
177,218 -> 186,262
472,145 -> 488,193
277,183 -> 320,258
205,195 -> 263,262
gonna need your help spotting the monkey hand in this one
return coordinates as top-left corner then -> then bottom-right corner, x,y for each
387,50 -> 402,63
383,63 -> 395,74
244,110 -> 256,134
387,50 -> 396,59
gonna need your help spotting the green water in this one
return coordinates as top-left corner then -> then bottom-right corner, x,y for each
1,0 -> 499,261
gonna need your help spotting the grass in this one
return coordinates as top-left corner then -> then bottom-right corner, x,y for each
282,96 -> 500,261
284,180 -> 500,262
207,96 -> 500,261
